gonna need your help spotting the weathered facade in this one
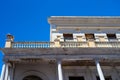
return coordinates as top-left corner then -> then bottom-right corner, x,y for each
1,16 -> 120,80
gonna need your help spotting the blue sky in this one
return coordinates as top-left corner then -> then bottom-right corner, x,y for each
0,0 -> 120,72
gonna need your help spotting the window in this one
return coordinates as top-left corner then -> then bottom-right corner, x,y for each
107,34 -> 116,41
63,34 -> 73,41
96,76 -> 112,80
85,34 -> 95,41
69,76 -> 85,80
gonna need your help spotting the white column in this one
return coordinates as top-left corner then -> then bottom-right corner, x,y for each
1,64 -> 6,80
95,60 -> 105,80
4,63 -> 9,80
10,67 -> 14,80
57,59 -> 63,80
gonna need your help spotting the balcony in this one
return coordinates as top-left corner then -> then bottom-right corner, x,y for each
2,34 -> 120,60
1,40 -> 120,61
10,41 -> 120,48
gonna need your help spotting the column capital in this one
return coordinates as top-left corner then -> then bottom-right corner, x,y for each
4,62 -> 12,67
94,58 -> 100,62
56,58 -> 62,61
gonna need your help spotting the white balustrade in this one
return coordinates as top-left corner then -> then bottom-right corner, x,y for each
11,41 -> 120,48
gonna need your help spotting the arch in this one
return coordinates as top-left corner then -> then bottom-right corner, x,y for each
23,75 -> 42,80
19,70 -> 49,80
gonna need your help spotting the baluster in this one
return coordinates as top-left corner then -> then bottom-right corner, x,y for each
32,42 -> 33,48
46,42 -> 48,48
25,42 -> 27,48
32,42 -> 34,48
26,42 -> 28,48
69,42 -> 72,47
45,42 -> 47,48
65,43 -> 66,47
112,42 -> 114,48
37,42 -> 38,48
72,42 -> 73,47
42,42 -> 45,48
23,42 -> 26,48
44,42 -> 46,48
43,43 -> 47,48
33,42 -> 34,48
70,42 -> 71,47
22,43 -> 24,48
20,43 -> 22,48
31,42 -> 33,48
39,42 -> 41,48
41,42 -> 43,48
42,42 -> 44,48
48,42 -> 50,48
68,43 -> 70,47
34,42 -> 36,48
69,42 -> 70,47
38,42 -> 40,48
74,42 -> 76,47
40,42 -> 42,48
63,43 -> 65,47
28,42 -> 30,48
73,42 -> 74,47
49,42 -> 50,48
48,42 -> 49,48
66,42 -> 67,47
24,42 -> 26,48
16,43 -> 18,48
18,43 -> 20,48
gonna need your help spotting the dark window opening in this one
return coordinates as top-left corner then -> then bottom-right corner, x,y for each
69,76 -> 85,80
107,34 -> 116,40
85,34 -> 95,41
96,76 -> 112,80
23,75 -> 42,80
63,34 -> 73,41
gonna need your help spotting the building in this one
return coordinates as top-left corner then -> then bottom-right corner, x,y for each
1,16 -> 120,80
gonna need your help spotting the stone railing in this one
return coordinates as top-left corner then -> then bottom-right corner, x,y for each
60,42 -> 88,47
11,42 -> 55,48
5,41 -> 120,48
95,41 -> 120,48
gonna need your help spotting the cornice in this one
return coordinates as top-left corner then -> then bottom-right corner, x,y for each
48,16 -> 120,26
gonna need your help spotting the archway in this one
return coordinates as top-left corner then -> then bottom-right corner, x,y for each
19,70 -> 49,80
23,75 -> 42,80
